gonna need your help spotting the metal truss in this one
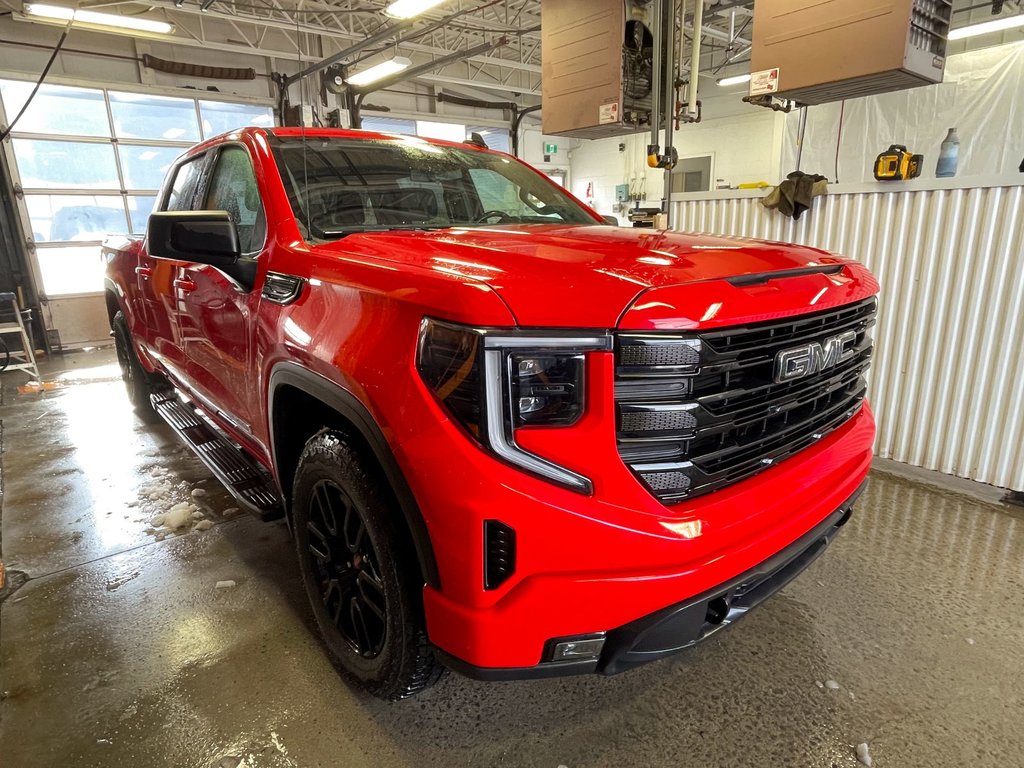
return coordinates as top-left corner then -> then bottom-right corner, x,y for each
5,0 -> 766,101
77,0 -> 546,96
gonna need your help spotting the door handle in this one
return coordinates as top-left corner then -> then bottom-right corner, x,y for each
135,266 -> 152,279
173,277 -> 197,292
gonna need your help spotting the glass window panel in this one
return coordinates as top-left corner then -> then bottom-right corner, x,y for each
0,80 -> 110,137
36,245 -> 105,295
13,139 -> 119,189
127,196 -> 157,234
109,91 -> 200,141
199,101 -> 274,138
118,144 -> 183,190
467,126 -> 511,153
25,194 -> 127,242
361,116 -> 416,135
416,120 -> 465,142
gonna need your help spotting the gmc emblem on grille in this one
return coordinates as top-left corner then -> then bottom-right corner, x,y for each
773,330 -> 858,383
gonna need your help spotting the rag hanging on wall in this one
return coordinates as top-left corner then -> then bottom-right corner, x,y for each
761,172 -> 828,221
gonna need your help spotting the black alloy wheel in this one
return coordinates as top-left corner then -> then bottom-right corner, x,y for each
306,478 -> 388,659
291,430 -> 443,699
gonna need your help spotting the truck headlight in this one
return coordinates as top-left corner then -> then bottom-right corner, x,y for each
417,318 -> 611,494
511,353 -> 585,426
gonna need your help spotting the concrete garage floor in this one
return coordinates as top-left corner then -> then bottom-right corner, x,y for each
1,350 -> 1022,768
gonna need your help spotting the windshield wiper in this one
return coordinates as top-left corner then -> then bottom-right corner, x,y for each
317,224 -> 451,239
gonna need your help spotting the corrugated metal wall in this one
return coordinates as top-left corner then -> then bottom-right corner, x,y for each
672,185 -> 1024,492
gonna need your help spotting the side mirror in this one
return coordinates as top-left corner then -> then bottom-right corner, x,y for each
601,215 -> 619,226
147,211 -> 240,269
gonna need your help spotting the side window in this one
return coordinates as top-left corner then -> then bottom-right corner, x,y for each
205,146 -> 265,254
164,156 -> 204,212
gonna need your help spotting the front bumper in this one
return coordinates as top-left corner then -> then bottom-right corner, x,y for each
437,481 -> 863,680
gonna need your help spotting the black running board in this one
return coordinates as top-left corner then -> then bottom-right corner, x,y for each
151,392 -> 283,521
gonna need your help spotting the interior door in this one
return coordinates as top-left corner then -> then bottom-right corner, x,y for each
176,145 -> 266,434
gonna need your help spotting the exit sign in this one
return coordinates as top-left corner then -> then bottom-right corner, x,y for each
544,142 -> 558,154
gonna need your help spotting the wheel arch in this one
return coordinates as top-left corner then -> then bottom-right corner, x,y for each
268,362 -> 441,590
103,278 -> 123,328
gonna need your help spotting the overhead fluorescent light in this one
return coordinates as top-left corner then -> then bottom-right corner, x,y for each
947,13 -> 1024,40
717,73 -> 752,87
24,3 -> 173,34
346,56 -> 412,86
384,0 -> 448,19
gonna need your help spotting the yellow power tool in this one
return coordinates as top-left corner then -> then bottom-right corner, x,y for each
874,145 -> 924,181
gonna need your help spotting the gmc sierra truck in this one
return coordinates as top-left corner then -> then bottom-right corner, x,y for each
103,127 -> 878,699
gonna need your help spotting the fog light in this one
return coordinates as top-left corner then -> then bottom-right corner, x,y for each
551,636 -> 606,661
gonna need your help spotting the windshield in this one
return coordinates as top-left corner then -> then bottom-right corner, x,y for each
270,135 -> 598,239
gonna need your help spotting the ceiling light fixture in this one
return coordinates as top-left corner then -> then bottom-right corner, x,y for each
717,73 -> 752,87
947,13 -> 1024,40
384,0 -> 448,20
24,3 -> 173,34
346,56 -> 412,86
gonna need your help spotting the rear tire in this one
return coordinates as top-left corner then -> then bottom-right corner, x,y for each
292,430 -> 443,700
112,310 -> 159,422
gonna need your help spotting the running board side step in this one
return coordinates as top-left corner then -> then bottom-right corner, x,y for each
151,392 -> 283,521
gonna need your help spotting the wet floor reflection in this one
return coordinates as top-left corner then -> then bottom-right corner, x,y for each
1,350 -> 1022,768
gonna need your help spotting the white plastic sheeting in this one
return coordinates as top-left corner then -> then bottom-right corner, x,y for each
782,41 -> 1024,184
672,182 -> 1024,492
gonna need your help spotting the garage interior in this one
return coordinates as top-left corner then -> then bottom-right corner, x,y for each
1,0 -> 1023,766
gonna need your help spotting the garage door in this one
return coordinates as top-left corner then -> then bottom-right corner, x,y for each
0,80 -> 273,347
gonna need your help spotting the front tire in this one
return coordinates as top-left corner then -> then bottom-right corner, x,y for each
292,430 -> 443,699
112,310 -> 158,422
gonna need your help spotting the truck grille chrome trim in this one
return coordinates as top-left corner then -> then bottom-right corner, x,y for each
614,297 -> 876,502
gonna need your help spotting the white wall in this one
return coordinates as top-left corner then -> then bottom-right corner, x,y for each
784,41 -> 1024,184
519,128 -> 572,173
568,110 -> 786,223
566,39 -> 1024,223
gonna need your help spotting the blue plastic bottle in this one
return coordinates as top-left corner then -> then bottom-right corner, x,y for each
936,128 -> 960,178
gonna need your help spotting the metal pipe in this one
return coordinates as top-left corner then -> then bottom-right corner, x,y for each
351,36 -> 510,95
662,0 -> 676,221
687,0 -> 704,118
795,106 -> 808,171
512,104 -> 542,157
283,17 -> 416,88
649,0 -> 663,149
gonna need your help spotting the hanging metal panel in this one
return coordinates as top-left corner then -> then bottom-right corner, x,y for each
673,185 -> 1024,491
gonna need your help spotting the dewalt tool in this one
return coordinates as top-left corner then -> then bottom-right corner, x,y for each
874,145 -> 924,181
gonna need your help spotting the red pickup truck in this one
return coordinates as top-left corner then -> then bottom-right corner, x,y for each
103,127 -> 878,699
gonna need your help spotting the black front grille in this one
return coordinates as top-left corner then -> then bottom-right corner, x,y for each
615,297 -> 876,502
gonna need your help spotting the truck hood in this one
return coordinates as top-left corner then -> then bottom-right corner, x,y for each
315,224 -> 876,329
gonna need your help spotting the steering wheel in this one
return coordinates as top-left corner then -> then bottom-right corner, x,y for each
475,210 -> 514,224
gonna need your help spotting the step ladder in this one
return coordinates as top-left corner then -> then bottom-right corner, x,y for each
0,292 -> 40,381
